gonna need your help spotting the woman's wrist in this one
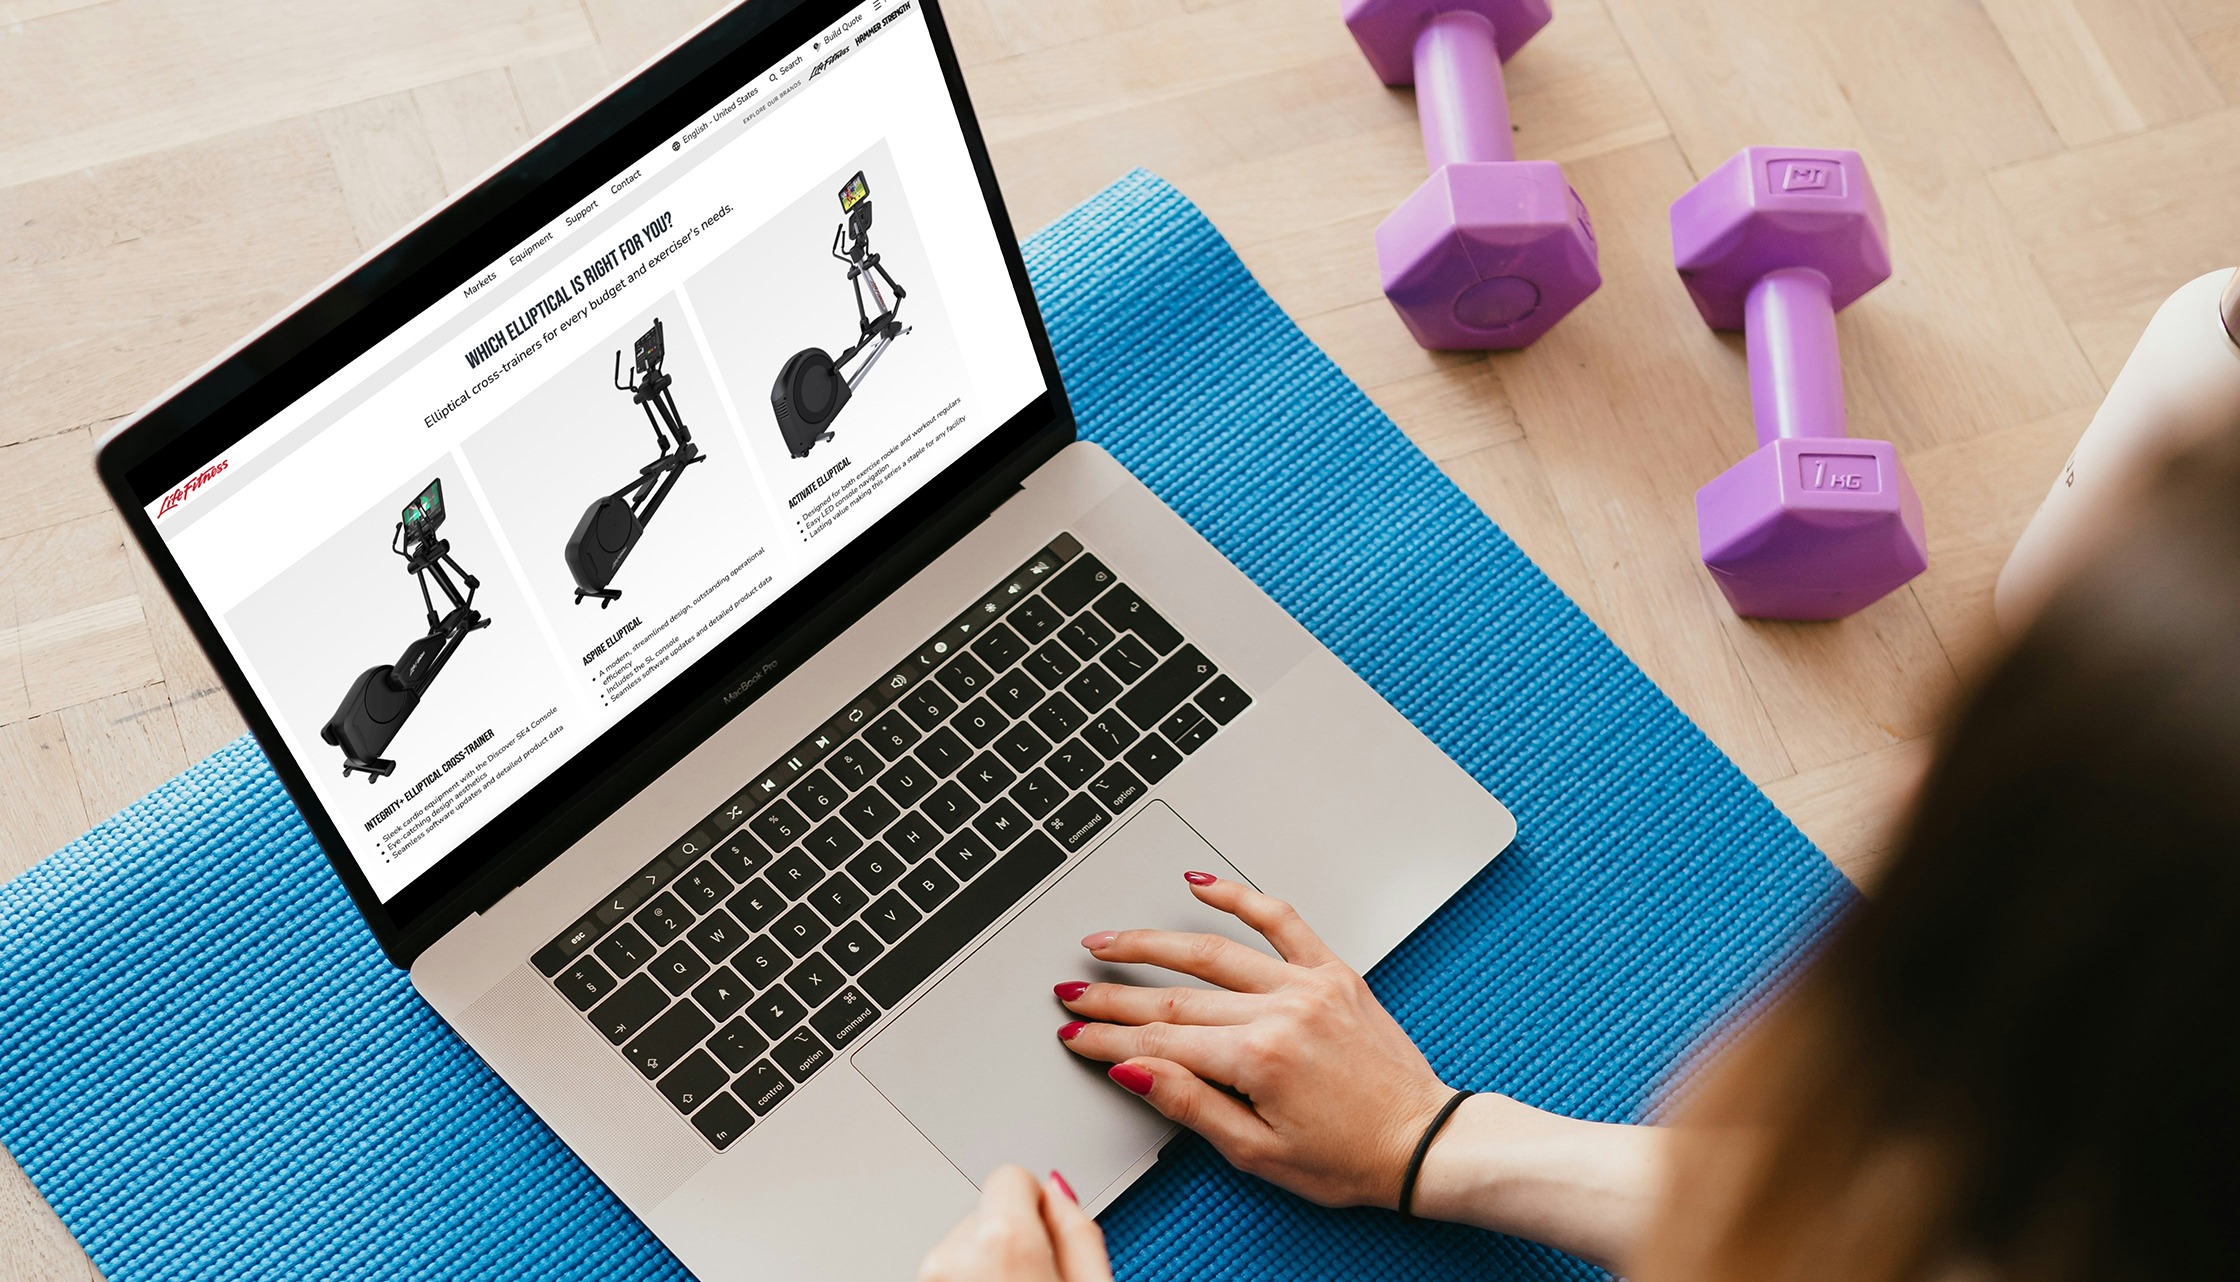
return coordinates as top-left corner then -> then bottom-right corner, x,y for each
1406,1094 -> 1666,1272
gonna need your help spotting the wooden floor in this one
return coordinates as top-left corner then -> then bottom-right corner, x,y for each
5,0 -> 2239,1273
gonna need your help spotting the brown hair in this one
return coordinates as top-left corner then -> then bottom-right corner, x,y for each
1640,434 -> 2240,1282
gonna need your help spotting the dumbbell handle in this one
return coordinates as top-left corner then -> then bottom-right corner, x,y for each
1745,266 -> 1848,446
1415,11 -> 1515,170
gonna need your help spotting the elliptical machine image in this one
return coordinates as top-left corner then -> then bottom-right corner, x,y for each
322,479 -> 492,781
565,317 -> 705,607
771,171 -> 911,459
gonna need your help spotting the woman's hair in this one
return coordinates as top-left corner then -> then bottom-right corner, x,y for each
1641,433 -> 2240,1282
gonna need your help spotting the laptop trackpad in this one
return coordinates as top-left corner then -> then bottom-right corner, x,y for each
849,802 -> 1270,1204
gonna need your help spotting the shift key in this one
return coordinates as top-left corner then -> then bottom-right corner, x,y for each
1115,645 -> 1218,733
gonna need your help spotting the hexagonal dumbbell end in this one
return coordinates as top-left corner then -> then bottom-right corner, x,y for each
1377,164 -> 1601,350
1673,147 -> 1922,620
1671,146 -> 1890,329
1346,0 -> 1601,350
1344,0 -> 1551,84
1696,440 -> 1928,621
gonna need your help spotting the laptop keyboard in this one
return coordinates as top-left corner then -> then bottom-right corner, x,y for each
530,534 -> 1252,1150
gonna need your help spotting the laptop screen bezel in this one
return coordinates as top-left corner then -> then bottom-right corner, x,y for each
94,0 -> 1076,968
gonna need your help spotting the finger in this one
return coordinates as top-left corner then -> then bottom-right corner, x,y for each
1057,980 -> 1261,1027
1060,1019 -> 1245,1083
977,1164 -> 1045,1219
1082,927 -> 1291,993
918,1166 -> 1054,1281
1040,1173 -> 1114,1282
1105,1057 -> 1273,1169
918,1167 -> 1036,1282
1183,874 -> 1339,968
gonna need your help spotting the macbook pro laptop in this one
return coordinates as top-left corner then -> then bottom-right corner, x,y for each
96,1 -> 1517,1274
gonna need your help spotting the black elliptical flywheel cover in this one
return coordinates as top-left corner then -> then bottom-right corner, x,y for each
595,499 -> 634,552
772,347 -> 850,458
565,494 -> 640,592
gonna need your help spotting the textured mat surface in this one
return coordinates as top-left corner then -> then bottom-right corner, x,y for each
0,171 -> 1854,1281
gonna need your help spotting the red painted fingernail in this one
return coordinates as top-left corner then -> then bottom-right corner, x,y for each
1058,1021 -> 1088,1041
1183,870 -> 1218,886
1054,981 -> 1090,1002
1109,1063 -> 1155,1096
1050,1170 -> 1077,1203
1081,931 -> 1118,950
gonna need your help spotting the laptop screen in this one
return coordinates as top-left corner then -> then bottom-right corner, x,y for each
132,0 -> 1049,908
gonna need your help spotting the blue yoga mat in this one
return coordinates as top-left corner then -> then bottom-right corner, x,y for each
0,172 -> 1854,1281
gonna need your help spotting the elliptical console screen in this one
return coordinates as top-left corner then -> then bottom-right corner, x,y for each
403,481 -> 443,535
137,0 -> 1050,904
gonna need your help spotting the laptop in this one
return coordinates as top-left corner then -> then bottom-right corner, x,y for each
95,0 -> 1516,1275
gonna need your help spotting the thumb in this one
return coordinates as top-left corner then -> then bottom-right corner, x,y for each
1040,1172 -> 1113,1282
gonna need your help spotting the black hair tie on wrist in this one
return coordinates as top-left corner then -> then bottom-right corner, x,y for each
1398,1088 -> 1474,1222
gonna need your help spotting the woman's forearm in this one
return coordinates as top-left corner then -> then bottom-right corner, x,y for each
1409,1094 -> 1666,1272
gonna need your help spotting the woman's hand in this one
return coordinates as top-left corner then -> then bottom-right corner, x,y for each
1055,873 -> 1453,1210
917,1166 -> 1112,1282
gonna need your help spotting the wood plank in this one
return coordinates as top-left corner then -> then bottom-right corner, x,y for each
0,588 -> 22,727
2199,20 -> 2240,99
1980,0 -> 2223,147
1371,363 -> 1525,464
0,514 -> 164,720
935,0 -> 1013,68
1604,0 -> 2104,452
0,0 -> 106,22
1717,589 -> 1961,775
0,716 -> 90,880
58,683 -> 190,827
964,0 -> 1351,144
0,1144 -> 95,1282
1906,407 -> 2094,680
1299,298 -> 1477,394
1762,735 -> 1934,889
413,69 -> 533,194
1985,106 -> 2240,382
1440,438 -> 1609,628
577,0 -> 729,83
0,433 -> 111,543
507,46 -> 615,136
1233,211 -> 1388,323
0,121 -> 362,442
0,0 -> 594,188
122,529 -> 246,763
2164,0 -> 2240,37
969,0 -> 1189,62
316,93 -> 450,250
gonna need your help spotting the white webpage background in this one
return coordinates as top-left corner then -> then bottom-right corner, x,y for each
155,3 -> 1047,898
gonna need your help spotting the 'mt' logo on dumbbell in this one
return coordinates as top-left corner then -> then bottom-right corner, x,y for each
1781,162 -> 1833,192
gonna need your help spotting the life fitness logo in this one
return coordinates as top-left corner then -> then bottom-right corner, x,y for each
156,458 -> 228,518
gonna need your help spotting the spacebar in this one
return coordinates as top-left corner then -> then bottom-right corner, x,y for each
862,833 -> 1066,1009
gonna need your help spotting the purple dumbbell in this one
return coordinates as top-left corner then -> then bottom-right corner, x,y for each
1343,0 -> 1601,350
1671,147 -> 1927,621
